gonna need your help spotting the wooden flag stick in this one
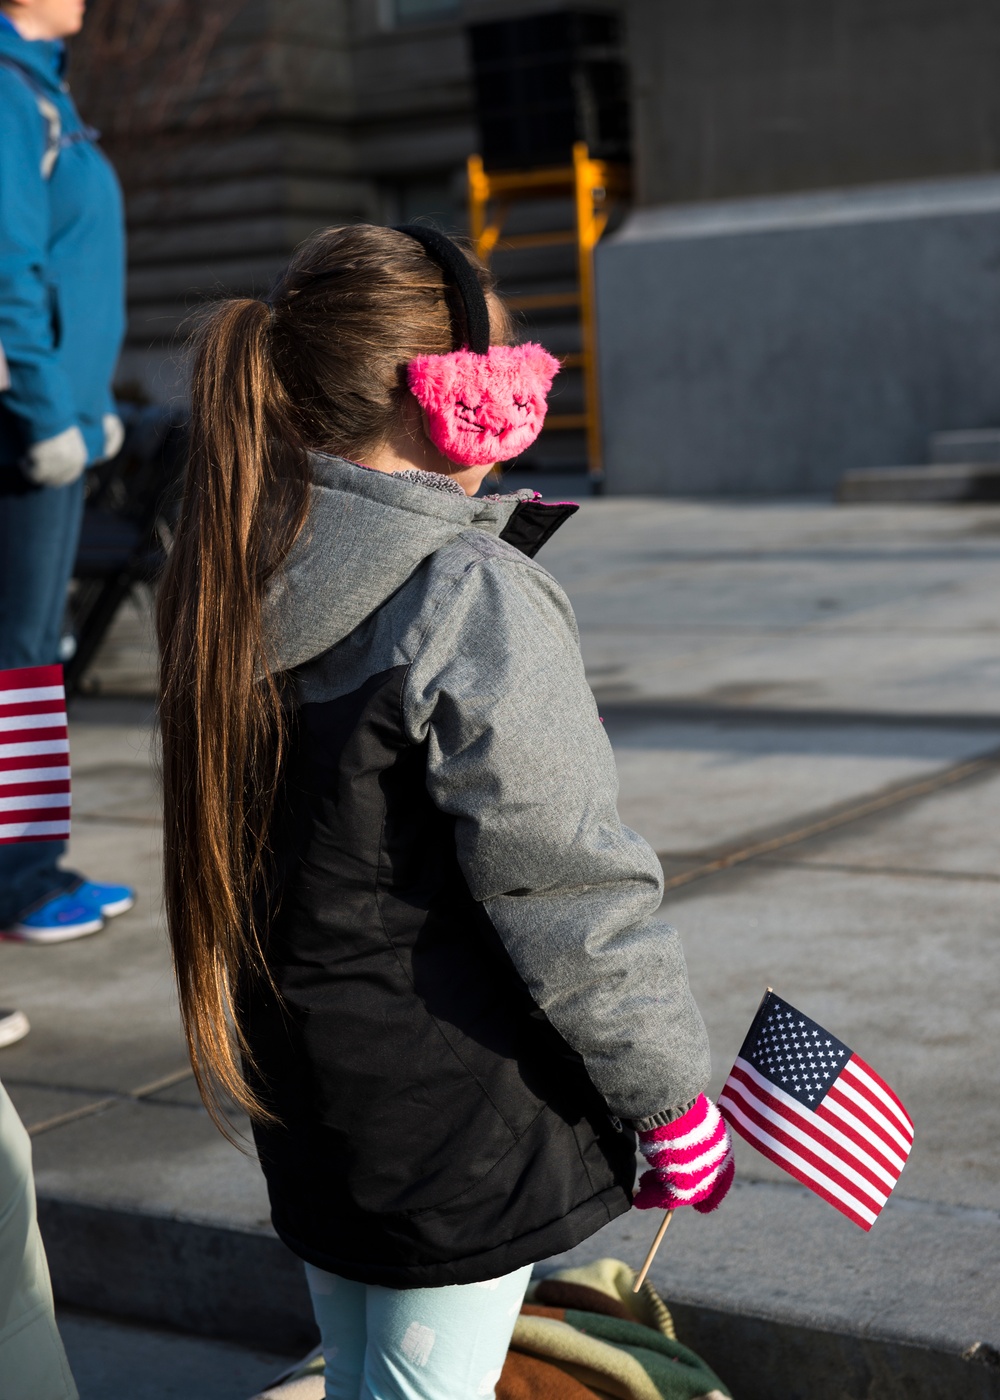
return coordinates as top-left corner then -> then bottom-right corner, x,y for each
631,990 -> 774,1296
632,1209 -> 673,1293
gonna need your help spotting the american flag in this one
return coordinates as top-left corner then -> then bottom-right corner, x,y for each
718,990 -> 913,1231
0,665 -> 71,844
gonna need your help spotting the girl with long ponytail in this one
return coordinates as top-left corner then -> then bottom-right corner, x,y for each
158,224 -> 730,1399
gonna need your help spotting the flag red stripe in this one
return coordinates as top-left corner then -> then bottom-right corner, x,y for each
728,1063 -> 898,1191
0,806 -> 71,824
721,1096 -> 876,1231
0,753 -> 69,773
722,1077 -> 888,1210
0,725 -> 68,744
846,1056 -> 914,1135
0,782 -> 71,798
0,785 -> 71,796
0,665 -> 64,690
0,700 -> 66,720
826,1077 -> 910,1159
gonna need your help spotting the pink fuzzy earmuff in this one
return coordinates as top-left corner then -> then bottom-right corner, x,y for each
407,342 -> 560,468
395,223 -> 561,467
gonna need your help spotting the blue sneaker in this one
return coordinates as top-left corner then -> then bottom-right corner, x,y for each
4,892 -> 104,944
73,880 -> 136,919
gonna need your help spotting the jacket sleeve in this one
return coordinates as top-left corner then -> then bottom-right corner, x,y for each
403,546 -> 712,1126
0,72 -> 78,445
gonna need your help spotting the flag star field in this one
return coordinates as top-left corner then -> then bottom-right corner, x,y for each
744,1001 -> 851,1109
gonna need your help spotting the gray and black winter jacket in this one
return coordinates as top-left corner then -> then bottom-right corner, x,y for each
248,454 -> 711,1287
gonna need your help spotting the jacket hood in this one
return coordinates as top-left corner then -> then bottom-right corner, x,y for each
265,454 -> 577,673
0,21 -> 65,94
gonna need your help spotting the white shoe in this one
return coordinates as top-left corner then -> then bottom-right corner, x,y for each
0,1010 -> 30,1048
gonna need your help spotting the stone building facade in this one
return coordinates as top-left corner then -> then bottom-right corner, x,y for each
89,0 -> 1000,490
107,0 -> 622,423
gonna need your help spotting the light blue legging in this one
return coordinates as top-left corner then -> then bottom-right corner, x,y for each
304,1261 -> 532,1400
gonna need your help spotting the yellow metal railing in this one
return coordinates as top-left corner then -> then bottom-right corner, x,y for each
467,142 -> 630,478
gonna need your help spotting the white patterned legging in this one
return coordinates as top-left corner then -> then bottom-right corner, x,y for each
0,1079 -> 77,1400
304,1260 -> 533,1400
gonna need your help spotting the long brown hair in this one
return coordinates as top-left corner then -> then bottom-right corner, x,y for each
157,224 -> 509,1132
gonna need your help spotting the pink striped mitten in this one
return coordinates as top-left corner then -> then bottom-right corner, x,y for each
633,1094 -> 734,1213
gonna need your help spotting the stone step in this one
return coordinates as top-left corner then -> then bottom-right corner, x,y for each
38,1196 -> 316,1359
929,427 -> 1000,464
36,1180 -> 1000,1400
838,463 -> 1000,502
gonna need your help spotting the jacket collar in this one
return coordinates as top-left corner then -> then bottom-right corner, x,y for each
499,497 -> 579,559
264,454 -> 577,672
0,19 -> 65,93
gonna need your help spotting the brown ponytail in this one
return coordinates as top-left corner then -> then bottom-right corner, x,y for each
157,297 -> 310,1134
157,225 -> 510,1134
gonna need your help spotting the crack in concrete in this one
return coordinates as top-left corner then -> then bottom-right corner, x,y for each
657,745 -> 1000,892
756,858 -> 1000,882
24,1066 -> 194,1138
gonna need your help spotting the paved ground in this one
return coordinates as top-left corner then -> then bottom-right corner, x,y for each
59,1311 -> 289,1400
3,498 -> 999,1396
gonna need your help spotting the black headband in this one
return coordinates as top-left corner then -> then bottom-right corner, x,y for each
393,223 -> 491,356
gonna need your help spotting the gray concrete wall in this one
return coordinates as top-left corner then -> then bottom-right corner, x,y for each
625,0 -> 1000,206
595,175 -> 1000,496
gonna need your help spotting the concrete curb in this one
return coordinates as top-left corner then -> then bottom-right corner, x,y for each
838,463 -> 1000,502
38,1195 -> 1000,1398
38,1196 -> 317,1356
668,1301 -> 1000,1400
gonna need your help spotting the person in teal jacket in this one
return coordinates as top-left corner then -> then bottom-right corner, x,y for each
0,0 -> 135,952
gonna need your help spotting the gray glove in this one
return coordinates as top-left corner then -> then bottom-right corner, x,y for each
21,425 -> 88,487
102,412 -> 125,462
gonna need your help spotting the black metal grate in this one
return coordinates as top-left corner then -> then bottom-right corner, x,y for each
468,10 -> 630,172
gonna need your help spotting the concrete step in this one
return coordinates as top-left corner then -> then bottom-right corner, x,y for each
38,1195 -> 317,1359
838,463 -> 1000,502
57,1307 -> 292,1400
929,427 -> 1000,464
36,1179 -> 1000,1400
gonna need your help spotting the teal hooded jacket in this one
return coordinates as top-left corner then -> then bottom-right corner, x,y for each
0,18 -> 125,467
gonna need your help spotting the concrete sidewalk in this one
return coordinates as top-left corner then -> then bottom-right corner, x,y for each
3,500 -> 999,1398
